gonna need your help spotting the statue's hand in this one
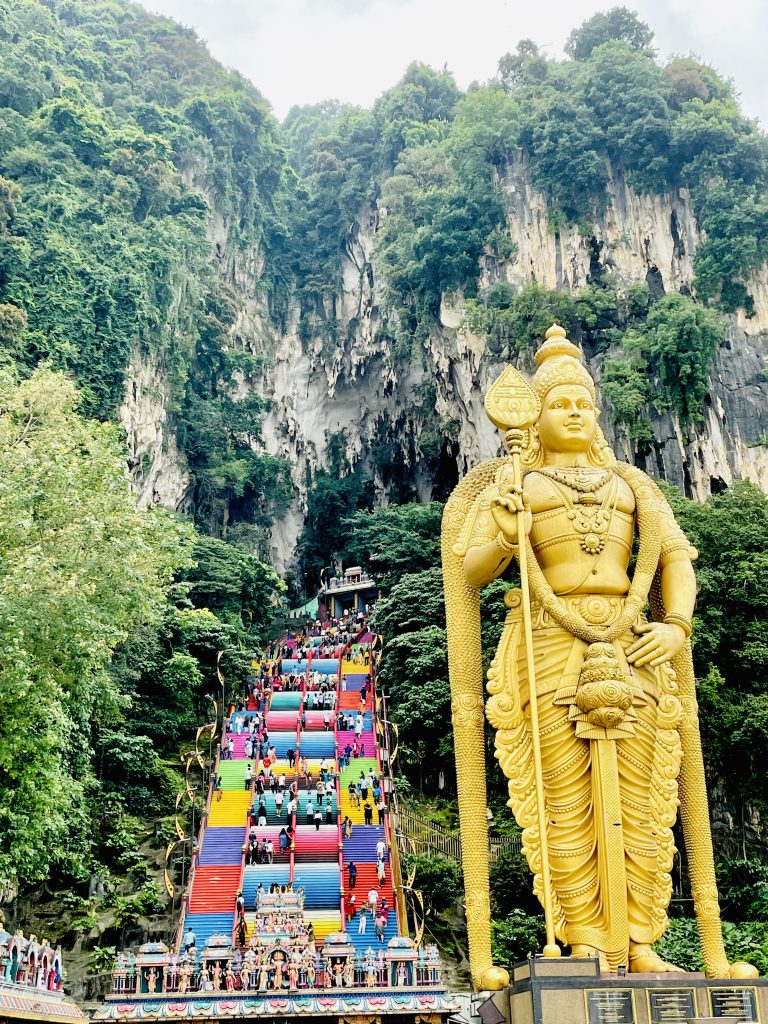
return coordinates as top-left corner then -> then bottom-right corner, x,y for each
626,622 -> 686,668
490,484 -> 532,543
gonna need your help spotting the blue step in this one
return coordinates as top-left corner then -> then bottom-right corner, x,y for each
298,733 -> 336,757
262,731 -> 296,756
242,864 -> 291,907
307,659 -> 338,675
280,659 -> 307,673
294,863 -> 341,908
199,827 -> 245,865
347,916 -> 399,951
181,912 -> 234,958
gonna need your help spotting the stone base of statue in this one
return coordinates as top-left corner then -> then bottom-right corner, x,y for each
483,958 -> 768,1024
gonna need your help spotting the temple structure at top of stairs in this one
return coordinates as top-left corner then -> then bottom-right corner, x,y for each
321,566 -> 377,619
93,609 -> 456,1024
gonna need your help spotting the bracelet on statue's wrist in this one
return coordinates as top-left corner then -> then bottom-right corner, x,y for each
496,531 -> 517,554
663,612 -> 692,638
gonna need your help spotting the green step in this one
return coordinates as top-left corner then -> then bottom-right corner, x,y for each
217,762 -> 254,790
339,759 -> 378,782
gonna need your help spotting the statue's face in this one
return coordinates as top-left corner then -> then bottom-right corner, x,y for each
537,384 -> 597,454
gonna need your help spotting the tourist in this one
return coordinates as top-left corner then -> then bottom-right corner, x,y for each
375,914 -> 385,944
266,839 -> 274,864
279,828 -> 289,854
313,806 -> 322,831
368,887 -> 379,914
358,906 -> 367,934
323,712 -> 331,731
244,763 -> 253,790
343,816 -> 353,840
325,797 -> 333,824
227,737 -> 234,760
376,838 -> 386,862
347,895 -> 356,924
377,797 -> 386,824
376,858 -> 385,883
236,891 -> 245,919
258,800 -> 267,827
306,798 -> 315,825
215,774 -> 222,801
182,926 -> 196,952
275,790 -> 284,816
364,802 -> 373,825
348,861 -> 357,889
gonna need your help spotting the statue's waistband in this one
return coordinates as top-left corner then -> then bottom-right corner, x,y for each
505,589 -> 634,629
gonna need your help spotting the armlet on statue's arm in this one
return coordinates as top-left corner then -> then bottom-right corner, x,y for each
451,483 -> 503,559
641,473 -> 698,563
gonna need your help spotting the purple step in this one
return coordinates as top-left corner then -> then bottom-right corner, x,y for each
342,674 -> 368,692
199,826 -> 245,866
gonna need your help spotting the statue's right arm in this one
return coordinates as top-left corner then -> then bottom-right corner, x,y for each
463,540 -> 514,589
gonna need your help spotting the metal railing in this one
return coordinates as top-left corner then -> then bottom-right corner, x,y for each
395,808 -> 520,863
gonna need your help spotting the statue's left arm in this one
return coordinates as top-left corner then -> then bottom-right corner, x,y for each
627,485 -> 697,669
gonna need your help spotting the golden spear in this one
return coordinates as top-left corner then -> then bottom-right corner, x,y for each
485,365 -> 560,958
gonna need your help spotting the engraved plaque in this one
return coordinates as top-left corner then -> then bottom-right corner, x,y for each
710,987 -> 759,1022
648,989 -> 696,1023
585,989 -> 635,1024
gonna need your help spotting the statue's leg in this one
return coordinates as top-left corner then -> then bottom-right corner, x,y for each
616,677 -> 684,973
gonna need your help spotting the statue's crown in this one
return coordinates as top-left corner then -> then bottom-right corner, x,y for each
532,324 -> 595,401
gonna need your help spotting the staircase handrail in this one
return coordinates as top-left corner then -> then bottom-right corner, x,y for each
230,689 -> 266,949
173,712 -> 224,953
396,807 -> 520,862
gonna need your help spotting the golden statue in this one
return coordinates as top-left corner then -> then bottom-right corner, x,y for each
442,325 -> 757,990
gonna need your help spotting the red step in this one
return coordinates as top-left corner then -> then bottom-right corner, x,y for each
189,865 -> 242,913
344,862 -> 393,904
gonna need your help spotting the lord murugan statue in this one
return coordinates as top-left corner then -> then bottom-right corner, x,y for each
442,325 -> 757,990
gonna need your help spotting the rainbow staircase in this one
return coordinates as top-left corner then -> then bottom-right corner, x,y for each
176,626 -> 403,959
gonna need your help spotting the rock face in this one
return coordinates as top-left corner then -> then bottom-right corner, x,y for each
120,164 -> 768,571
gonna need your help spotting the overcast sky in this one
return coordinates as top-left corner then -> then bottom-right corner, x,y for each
139,0 -> 767,127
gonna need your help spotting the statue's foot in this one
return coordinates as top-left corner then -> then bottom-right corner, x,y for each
628,944 -> 685,973
571,945 -> 610,973
730,961 -> 759,979
478,965 -> 510,990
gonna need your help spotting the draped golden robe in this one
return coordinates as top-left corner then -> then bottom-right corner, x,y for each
457,465 -> 692,969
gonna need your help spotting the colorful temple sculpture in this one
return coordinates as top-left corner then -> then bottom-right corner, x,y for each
0,922 -> 84,1022
95,612 -> 456,1022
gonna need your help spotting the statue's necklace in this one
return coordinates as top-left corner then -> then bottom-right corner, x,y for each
537,466 -> 613,492
547,473 -> 618,555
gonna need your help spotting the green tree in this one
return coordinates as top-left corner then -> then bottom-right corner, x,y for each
0,367 -> 193,889
565,8 -> 654,61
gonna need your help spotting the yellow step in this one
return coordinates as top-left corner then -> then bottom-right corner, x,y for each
339,795 -> 366,823
341,659 -> 368,675
306,910 -> 343,942
208,791 -> 251,826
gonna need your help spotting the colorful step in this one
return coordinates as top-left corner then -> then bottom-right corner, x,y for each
189,865 -> 242,913
199,827 -> 246,866
208,791 -> 252,826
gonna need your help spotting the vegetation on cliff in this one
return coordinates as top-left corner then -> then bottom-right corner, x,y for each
1,0 -> 768,973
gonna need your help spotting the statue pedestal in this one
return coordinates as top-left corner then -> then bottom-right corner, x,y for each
499,958 -> 768,1024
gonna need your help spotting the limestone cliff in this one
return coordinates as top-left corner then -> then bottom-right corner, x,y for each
120,161 -> 768,572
